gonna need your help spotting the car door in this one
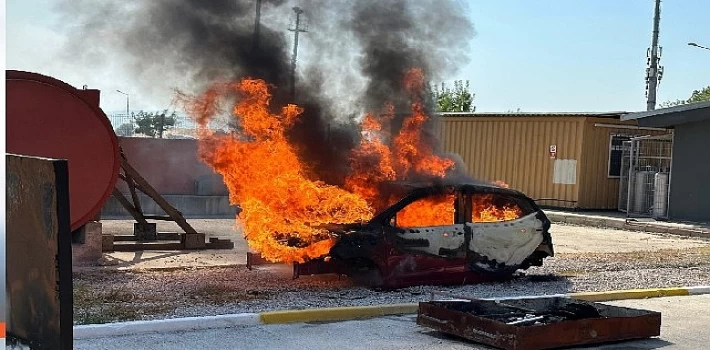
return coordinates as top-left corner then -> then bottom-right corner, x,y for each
385,189 -> 468,284
463,189 -> 546,274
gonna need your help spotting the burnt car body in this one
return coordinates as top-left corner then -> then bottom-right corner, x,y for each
294,182 -> 554,289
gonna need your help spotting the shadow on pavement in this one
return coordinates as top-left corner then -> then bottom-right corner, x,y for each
419,329 -> 673,350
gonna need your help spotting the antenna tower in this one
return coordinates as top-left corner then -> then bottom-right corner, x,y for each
645,0 -> 664,111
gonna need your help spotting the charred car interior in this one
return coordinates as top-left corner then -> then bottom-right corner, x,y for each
293,182 -> 554,288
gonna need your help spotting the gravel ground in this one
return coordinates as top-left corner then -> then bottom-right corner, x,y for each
74,244 -> 710,325
76,221 -> 710,325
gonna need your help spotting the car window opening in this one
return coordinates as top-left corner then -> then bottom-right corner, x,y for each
395,193 -> 455,228
471,193 -> 524,223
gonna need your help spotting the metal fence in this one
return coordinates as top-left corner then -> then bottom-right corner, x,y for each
622,133 -> 673,220
617,140 -> 632,212
108,113 -> 229,138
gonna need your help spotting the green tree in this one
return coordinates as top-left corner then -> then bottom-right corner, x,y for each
431,80 -> 476,112
659,86 -> 710,108
688,86 -> 710,103
115,123 -> 135,137
133,110 -> 177,138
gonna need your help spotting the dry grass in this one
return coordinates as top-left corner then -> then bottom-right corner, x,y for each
74,281 -> 173,324
190,283 -> 271,305
75,303 -> 173,325
73,269 -> 277,324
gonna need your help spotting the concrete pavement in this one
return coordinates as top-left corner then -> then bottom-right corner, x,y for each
545,209 -> 710,239
74,294 -> 710,350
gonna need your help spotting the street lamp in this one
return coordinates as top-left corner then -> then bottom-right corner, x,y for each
688,42 -> 710,51
116,89 -> 130,116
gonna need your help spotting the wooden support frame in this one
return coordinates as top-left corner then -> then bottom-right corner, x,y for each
112,188 -> 147,224
116,149 -> 197,234
106,147 -> 234,251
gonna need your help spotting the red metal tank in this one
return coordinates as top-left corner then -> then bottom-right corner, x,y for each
6,70 -> 120,232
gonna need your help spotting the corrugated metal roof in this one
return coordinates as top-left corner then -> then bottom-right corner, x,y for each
437,111 -> 628,118
619,101 -> 710,128
621,101 -> 710,121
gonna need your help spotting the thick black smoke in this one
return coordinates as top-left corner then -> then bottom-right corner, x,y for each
350,0 -> 433,112
58,0 -> 474,182
57,0 -> 291,100
347,0 -> 474,160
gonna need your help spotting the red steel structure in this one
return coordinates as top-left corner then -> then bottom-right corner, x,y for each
6,70 -> 120,232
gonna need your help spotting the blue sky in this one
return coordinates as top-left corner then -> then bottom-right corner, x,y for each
463,0 -> 710,112
6,0 -> 710,113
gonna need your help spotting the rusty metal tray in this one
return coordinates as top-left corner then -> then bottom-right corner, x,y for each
417,297 -> 661,350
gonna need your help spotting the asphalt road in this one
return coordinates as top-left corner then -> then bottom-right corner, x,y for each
75,294 -> 710,350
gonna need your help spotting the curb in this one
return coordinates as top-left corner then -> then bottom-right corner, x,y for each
74,285 -> 710,340
546,212 -> 710,239
73,313 -> 260,340
260,303 -> 417,324
496,285 -> 710,303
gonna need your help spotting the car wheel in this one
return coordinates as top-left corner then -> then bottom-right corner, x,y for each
355,267 -> 384,289
347,259 -> 384,289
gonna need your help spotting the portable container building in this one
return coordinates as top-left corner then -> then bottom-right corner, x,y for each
439,112 -> 670,210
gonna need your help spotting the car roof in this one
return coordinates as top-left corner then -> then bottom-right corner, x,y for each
368,180 -> 537,224
380,179 -> 516,193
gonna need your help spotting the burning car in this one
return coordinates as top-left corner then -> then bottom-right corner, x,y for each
190,77 -> 552,289
293,181 -> 554,289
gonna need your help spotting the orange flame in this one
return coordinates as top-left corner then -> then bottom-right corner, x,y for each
397,194 -> 456,227
345,68 -> 455,215
393,68 -> 454,178
192,79 -> 372,264
493,180 -> 510,188
344,111 -> 397,209
184,68 -> 523,264
473,194 -> 523,223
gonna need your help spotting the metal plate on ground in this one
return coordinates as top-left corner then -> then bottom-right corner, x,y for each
417,297 -> 661,350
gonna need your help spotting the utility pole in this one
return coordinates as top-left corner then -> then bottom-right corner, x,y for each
158,112 -> 166,139
288,6 -> 308,101
253,0 -> 262,50
116,90 -> 130,117
645,0 -> 664,111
